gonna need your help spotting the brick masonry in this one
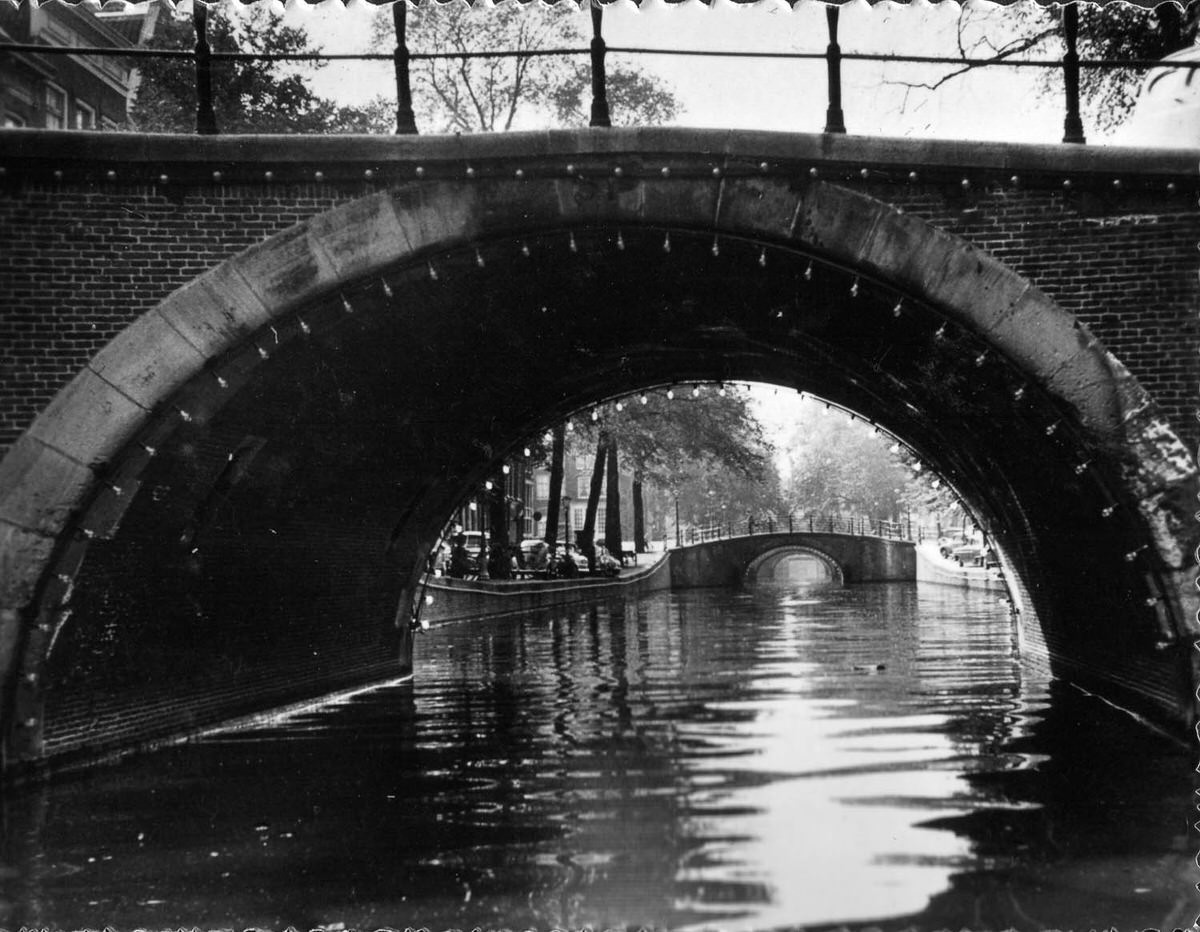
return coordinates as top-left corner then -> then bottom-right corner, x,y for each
0,157 -> 1194,458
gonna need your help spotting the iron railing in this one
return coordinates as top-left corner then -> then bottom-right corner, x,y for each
2,4 -> 1196,143
676,512 -> 915,546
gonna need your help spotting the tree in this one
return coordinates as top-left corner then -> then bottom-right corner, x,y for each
128,4 -> 383,134
892,1 -> 1199,133
670,459 -> 786,536
571,386 -> 778,551
543,424 -> 566,550
781,403 -> 916,523
605,441 -> 622,558
1072,1 -> 1198,131
367,2 -> 681,133
579,432 -> 607,570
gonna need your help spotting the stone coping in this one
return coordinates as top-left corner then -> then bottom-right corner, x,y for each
0,127 -> 1195,182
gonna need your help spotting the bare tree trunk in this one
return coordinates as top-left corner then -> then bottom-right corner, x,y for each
544,423 -> 565,550
581,434 -> 607,572
605,439 -> 622,559
487,472 -> 509,579
632,468 -> 646,553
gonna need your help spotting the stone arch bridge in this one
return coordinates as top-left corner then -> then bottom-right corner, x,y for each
669,533 -> 914,590
0,128 -> 1195,775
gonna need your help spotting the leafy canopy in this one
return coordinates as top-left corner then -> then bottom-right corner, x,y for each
129,4 -> 383,134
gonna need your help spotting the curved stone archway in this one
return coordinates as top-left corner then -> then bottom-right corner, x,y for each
1,141 -> 1196,770
745,546 -> 846,588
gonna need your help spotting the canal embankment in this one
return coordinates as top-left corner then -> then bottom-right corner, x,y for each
916,542 -> 1008,593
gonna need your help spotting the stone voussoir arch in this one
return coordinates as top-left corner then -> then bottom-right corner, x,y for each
1,142 -> 1196,762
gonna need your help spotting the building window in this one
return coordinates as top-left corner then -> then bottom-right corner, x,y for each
75,101 -> 96,130
535,474 -> 550,499
44,84 -> 66,129
575,475 -> 590,498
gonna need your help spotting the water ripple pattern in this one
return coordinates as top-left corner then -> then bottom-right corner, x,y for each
1,583 -> 1192,930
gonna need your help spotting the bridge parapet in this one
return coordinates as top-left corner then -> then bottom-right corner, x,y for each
668,532 -> 916,589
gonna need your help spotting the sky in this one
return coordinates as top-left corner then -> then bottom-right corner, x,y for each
269,0 -> 1093,144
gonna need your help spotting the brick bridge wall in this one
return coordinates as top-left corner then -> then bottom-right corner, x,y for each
0,129 -> 1196,767
0,130 -> 1196,457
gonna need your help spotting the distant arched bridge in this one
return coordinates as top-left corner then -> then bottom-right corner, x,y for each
0,128 -> 1196,773
670,532 -> 914,589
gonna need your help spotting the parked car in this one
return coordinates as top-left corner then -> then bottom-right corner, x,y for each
950,541 -> 998,569
520,538 -> 551,572
937,536 -> 961,559
592,543 -> 621,577
951,542 -> 985,567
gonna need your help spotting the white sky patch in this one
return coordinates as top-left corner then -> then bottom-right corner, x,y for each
265,0 -> 1118,145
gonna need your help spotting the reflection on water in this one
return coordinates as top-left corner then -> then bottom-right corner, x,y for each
1,583 -> 1194,929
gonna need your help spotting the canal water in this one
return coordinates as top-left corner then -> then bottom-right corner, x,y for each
2,583 -> 1194,930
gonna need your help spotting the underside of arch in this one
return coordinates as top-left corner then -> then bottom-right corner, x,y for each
1,153 -> 1196,770
745,546 -> 846,587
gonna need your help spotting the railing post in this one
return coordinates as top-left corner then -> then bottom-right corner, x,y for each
809,514 -> 813,533
1061,3 -> 1085,144
193,2 -> 218,135
393,2 -> 418,135
788,514 -> 793,534
823,5 -> 847,134
589,2 -> 612,128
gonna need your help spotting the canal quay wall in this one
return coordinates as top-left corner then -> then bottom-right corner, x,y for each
915,544 -> 1009,594
420,554 -> 672,626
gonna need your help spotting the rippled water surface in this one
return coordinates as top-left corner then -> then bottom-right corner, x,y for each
2,583 -> 1194,930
